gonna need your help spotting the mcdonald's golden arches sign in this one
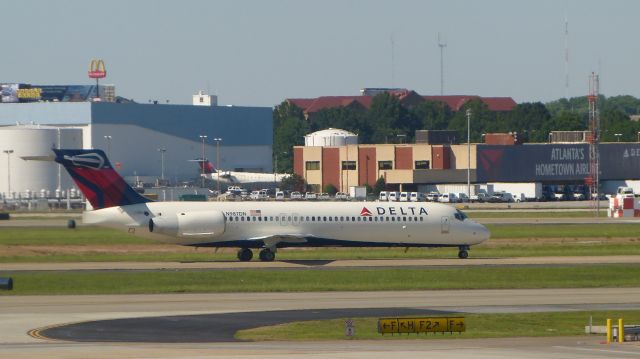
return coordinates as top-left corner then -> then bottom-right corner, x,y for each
88,59 -> 107,79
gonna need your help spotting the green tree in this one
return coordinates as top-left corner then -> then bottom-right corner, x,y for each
372,176 -> 386,196
411,100 -> 452,130
367,93 -> 418,143
280,173 -> 306,192
322,184 -> 338,195
273,101 -> 308,173
448,99 -> 494,142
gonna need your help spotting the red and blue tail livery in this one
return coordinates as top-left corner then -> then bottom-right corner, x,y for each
53,149 -> 151,209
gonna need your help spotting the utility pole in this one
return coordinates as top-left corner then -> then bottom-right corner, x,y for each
158,148 -> 166,182
199,135 -> 207,188
438,32 -> 447,96
213,138 -> 222,197
466,109 -> 471,199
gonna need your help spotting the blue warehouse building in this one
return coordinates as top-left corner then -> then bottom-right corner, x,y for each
0,102 -> 274,185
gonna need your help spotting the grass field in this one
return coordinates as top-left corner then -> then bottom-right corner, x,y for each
2,264 -> 639,295
467,211 -> 607,219
236,310 -> 639,341
1,224 -> 640,262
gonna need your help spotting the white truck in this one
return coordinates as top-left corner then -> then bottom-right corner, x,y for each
489,182 -> 542,202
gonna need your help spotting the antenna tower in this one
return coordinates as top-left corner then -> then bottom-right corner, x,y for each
564,18 -> 569,100
390,34 -> 395,88
438,32 -> 447,96
586,72 -> 600,215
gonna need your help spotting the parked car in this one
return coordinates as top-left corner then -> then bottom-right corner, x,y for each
335,192 -> 349,200
438,193 -> 458,203
488,192 -> 514,203
572,192 -> 586,201
426,192 -> 440,202
318,193 -> 331,200
388,191 -> 400,202
409,192 -> 426,202
470,193 -> 489,203
290,191 -> 303,200
304,192 -> 316,200
275,191 -> 285,200
399,192 -> 409,202
511,193 -> 523,203
457,193 -> 470,203
379,191 -> 389,201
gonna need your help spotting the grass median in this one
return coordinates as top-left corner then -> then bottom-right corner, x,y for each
1,224 -> 640,262
1,264 -> 639,295
236,310 -> 640,341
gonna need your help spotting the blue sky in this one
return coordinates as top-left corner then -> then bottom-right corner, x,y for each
2,0 -> 637,106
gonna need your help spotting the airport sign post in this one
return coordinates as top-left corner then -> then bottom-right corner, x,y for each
345,319 -> 355,338
378,317 -> 465,335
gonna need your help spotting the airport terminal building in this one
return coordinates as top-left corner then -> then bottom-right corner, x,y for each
294,130 -> 640,195
0,101 -> 273,198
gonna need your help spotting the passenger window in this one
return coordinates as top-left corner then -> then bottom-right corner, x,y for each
403,216 -> 406,221
329,217 -> 333,222
408,217 -> 411,222
340,216 -> 344,221
323,216 -> 327,221
420,217 -> 424,221
352,216 -> 356,221
392,217 -> 395,222
306,216 -> 310,221
334,216 -> 338,221
258,217 -> 262,221
288,216 -> 292,221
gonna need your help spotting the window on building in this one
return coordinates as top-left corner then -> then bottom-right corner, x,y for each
378,161 -> 393,170
341,161 -> 356,170
415,160 -> 430,169
305,161 -> 320,170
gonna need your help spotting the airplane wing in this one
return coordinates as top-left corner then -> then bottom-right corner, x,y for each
21,155 -> 56,161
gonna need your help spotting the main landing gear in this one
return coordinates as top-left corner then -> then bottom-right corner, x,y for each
458,245 -> 470,259
258,248 -> 276,262
236,248 -> 276,262
237,248 -> 253,261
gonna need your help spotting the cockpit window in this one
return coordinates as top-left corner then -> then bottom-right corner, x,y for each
454,209 -> 467,221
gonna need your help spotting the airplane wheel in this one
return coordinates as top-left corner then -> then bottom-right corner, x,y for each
259,248 -> 276,262
458,250 -> 469,259
237,248 -> 253,261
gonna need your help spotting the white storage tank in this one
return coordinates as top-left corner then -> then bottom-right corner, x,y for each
0,125 -> 83,198
304,128 -> 358,147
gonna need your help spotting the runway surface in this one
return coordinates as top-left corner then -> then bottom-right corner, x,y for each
2,288 -> 640,358
3,255 -> 640,271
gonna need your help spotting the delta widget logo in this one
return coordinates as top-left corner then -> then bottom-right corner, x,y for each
360,207 -> 372,216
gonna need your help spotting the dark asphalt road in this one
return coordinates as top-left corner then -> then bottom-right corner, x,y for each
41,308 -> 452,343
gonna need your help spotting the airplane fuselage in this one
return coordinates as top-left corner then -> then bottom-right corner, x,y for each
83,201 -> 489,249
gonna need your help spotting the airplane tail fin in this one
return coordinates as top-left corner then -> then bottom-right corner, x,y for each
195,158 -> 215,174
53,149 -> 152,209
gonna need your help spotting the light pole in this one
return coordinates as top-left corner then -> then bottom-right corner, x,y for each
213,138 -> 222,197
466,109 -> 471,200
158,148 -> 166,182
614,133 -> 622,142
103,135 -> 112,157
199,135 -> 207,188
3,150 -> 13,199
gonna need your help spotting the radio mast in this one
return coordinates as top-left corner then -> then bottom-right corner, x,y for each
586,72 -> 600,215
438,32 -> 447,96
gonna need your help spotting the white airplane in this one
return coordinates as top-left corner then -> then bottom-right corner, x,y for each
55,149 -> 490,261
190,158 -> 289,186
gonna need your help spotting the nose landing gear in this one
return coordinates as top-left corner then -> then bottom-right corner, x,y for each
458,245 -> 470,259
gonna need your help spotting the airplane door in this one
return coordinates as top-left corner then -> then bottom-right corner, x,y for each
441,216 -> 450,234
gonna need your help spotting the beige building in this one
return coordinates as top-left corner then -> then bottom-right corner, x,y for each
293,143 -> 478,192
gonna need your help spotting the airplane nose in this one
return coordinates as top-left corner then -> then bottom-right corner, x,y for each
475,223 -> 490,243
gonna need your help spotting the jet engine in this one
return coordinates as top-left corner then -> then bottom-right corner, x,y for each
148,210 -> 226,239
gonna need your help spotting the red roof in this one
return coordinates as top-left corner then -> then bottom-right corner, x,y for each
288,92 -> 517,114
